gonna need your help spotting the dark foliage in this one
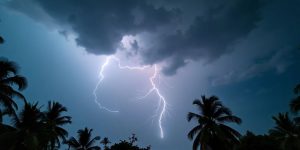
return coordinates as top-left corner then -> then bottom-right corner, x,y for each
187,95 -> 242,150
290,84 -> 300,113
109,140 -> 150,150
235,131 -> 281,150
0,36 -> 4,44
0,58 -> 27,119
65,127 -> 101,150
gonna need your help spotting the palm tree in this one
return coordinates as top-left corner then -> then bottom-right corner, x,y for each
66,127 -> 101,150
43,101 -> 72,150
290,84 -> 300,113
100,137 -> 111,150
187,95 -> 242,150
0,102 -> 45,150
269,112 -> 300,149
0,58 -> 27,119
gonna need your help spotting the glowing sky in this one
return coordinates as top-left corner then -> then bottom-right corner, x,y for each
1,0 -> 300,149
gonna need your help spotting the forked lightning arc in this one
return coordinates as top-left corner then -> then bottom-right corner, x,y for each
92,56 -> 167,138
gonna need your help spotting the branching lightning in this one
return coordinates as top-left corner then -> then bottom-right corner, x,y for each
139,65 -> 167,138
93,56 -> 167,138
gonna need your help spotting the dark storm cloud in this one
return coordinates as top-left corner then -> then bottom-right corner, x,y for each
138,0 -> 263,75
141,0 -> 263,75
7,0 -> 179,54
6,0 -> 264,75
212,47 -> 300,86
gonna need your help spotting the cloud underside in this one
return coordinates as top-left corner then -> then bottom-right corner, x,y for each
6,0 -> 300,79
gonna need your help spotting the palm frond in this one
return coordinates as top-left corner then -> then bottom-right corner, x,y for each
188,125 -> 202,140
2,75 -> 27,90
86,136 -> 100,148
290,96 -> 300,113
214,107 -> 232,117
217,116 -> 242,124
67,137 -> 81,148
294,84 -> 300,94
187,112 -> 201,122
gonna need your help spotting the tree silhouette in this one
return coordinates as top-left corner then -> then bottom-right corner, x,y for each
235,131 -> 281,150
129,133 -> 138,144
0,36 -> 4,44
0,102 -> 45,150
100,137 -> 111,150
269,112 -> 300,149
290,84 -> 300,113
43,101 -> 72,150
0,58 -> 27,120
66,127 -> 101,150
109,140 -> 151,150
187,95 -> 242,150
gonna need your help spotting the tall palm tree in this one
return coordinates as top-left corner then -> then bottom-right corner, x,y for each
0,102 -> 45,150
0,58 -> 27,118
43,101 -> 72,150
187,95 -> 242,150
290,84 -> 300,113
269,112 -> 300,149
66,127 -> 101,150
100,137 -> 111,150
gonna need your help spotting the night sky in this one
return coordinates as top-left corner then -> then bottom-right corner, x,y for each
1,0 -> 300,149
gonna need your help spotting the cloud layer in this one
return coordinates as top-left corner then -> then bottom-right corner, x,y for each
5,0 -> 300,77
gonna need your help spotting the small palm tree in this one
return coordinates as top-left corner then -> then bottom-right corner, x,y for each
66,127 -> 101,150
269,112 -> 300,149
43,101 -> 72,150
100,137 -> 111,150
187,95 -> 242,150
0,58 -> 27,118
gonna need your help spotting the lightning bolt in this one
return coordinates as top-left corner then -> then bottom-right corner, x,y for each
139,65 -> 167,138
93,56 -> 119,113
93,56 -> 167,138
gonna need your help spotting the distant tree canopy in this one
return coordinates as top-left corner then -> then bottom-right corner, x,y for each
109,140 -> 150,150
235,131 -> 281,150
108,134 -> 150,150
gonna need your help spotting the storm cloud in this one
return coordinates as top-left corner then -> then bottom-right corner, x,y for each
6,0 -> 268,75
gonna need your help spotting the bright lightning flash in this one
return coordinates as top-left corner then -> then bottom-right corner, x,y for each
93,56 -> 167,138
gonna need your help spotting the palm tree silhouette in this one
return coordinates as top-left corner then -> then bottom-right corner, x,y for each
66,127 -> 101,150
0,102 -> 45,150
269,112 -> 300,149
290,84 -> 300,113
187,95 -> 242,150
43,101 -> 72,150
0,58 -> 27,120
100,137 -> 111,150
